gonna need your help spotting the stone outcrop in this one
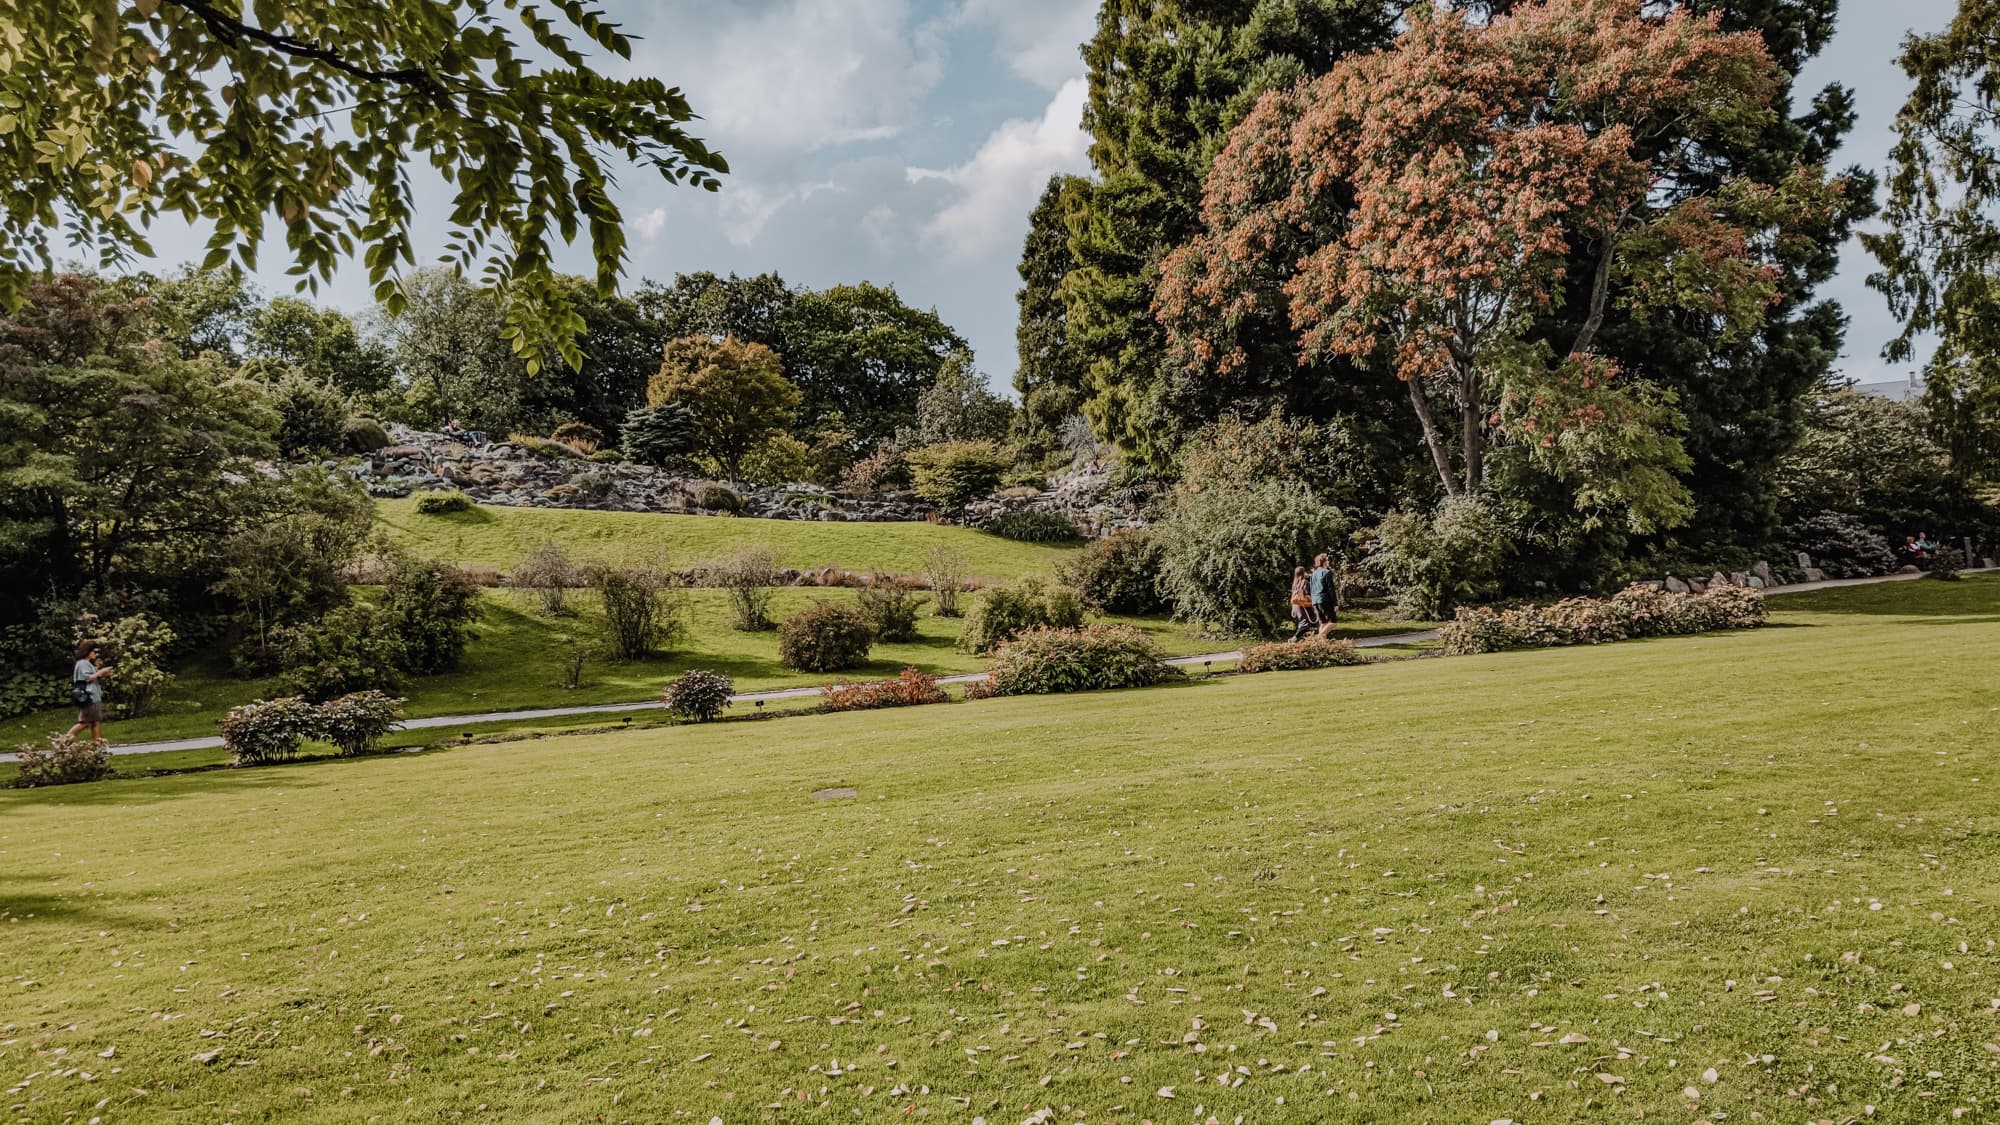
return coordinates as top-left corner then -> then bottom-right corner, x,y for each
332,427 -> 1152,533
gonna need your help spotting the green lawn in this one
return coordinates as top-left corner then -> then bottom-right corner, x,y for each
3,577 -> 1996,1122
5,588 -> 1429,746
375,496 -> 1084,580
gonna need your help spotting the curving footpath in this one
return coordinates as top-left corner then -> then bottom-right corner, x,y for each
24,566 -> 1988,762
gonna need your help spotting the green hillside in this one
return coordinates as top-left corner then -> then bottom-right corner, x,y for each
375,497 -> 1085,580
3,577 -> 1995,1122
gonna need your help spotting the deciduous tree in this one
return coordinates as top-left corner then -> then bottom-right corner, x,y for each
1866,0 -> 2000,481
1161,0 -> 1844,532
646,335 -> 798,481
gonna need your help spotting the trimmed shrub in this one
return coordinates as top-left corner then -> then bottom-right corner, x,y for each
13,733 -> 113,786
1238,637 -> 1365,674
342,415 -> 392,454
1061,528 -> 1169,615
924,545 -> 970,617
778,601 -> 876,672
511,540 -> 583,616
661,669 -> 735,723
316,690 -> 405,755
1783,511 -> 1895,578
696,484 -> 745,513
380,554 -> 482,674
855,581 -> 928,642
984,625 -> 1183,696
1156,480 -> 1350,634
1930,546 -> 1965,581
273,604 -> 406,701
958,577 -> 1085,654
908,440 -> 1009,511
587,563 -> 686,660
221,696 -> 321,765
552,420 -> 603,453
1440,584 -> 1767,655
822,667 -> 950,712
414,489 -> 475,515
985,509 -> 1082,543
841,444 -> 911,494
704,547 -> 781,632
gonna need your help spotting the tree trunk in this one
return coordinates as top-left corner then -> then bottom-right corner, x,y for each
1460,362 -> 1484,494
1406,377 -> 1460,496
1571,227 -> 1620,357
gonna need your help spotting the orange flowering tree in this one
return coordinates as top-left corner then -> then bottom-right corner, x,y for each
1158,0 -> 1844,531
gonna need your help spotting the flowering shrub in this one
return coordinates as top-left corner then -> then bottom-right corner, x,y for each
316,690 -> 406,755
1237,637 -> 1364,674
822,667 -> 951,712
778,602 -> 875,672
13,733 -> 113,786
984,625 -> 1183,696
661,669 -> 734,723
1441,584 -> 1766,655
221,696 -> 321,765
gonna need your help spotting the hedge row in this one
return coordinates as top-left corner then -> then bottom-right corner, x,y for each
1441,585 -> 1765,655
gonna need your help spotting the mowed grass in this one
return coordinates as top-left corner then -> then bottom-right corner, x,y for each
374,497 -> 1083,580
2,577 -> 1996,1123
5,588 -> 1429,747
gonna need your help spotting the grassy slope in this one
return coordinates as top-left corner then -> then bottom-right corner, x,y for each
374,497 -> 1083,580
6,587 -> 1429,746
2,577 -> 1996,1123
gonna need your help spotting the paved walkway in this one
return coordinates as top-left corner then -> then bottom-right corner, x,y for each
28,566 -> 1988,762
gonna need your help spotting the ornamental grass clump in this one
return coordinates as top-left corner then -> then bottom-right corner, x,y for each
1237,637 -> 1365,674
661,669 -> 734,723
822,667 -> 950,712
13,733 -> 113,786
220,696 -> 321,765
983,625 -> 1183,697
315,690 -> 406,756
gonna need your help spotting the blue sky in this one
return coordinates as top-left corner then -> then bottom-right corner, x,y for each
140,0 -> 1954,390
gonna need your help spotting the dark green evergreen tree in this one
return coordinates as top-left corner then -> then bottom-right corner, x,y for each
1013,175 -> 1091,453
1060,0 -> 1402,467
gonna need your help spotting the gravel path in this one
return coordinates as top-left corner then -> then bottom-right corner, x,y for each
23,566 -> 1984,762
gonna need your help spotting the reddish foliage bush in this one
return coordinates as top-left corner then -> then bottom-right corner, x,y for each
822,667 -> 950,712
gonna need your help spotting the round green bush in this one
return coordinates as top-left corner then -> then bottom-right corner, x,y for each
958,577 -> 1085,654
342,416 -> 392,454
985,509 -> 1082,543
777,601 -> 876,672
984,625 -> 1183,696
1060,528 -> 1169,615
696,484 -> 745,513
414,489 -> 475,515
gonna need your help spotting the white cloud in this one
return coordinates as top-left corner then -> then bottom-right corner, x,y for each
625,0 -> 947,154
715,180 -> 845,246
909,77 -> 1090,260
954,0 -> 1097,89
632,208 -> 668,243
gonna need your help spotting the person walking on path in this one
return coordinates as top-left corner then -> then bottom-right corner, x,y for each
1289,565 -> 1317,642
66,640 -> 112,744
1310,554 -> 1338,639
